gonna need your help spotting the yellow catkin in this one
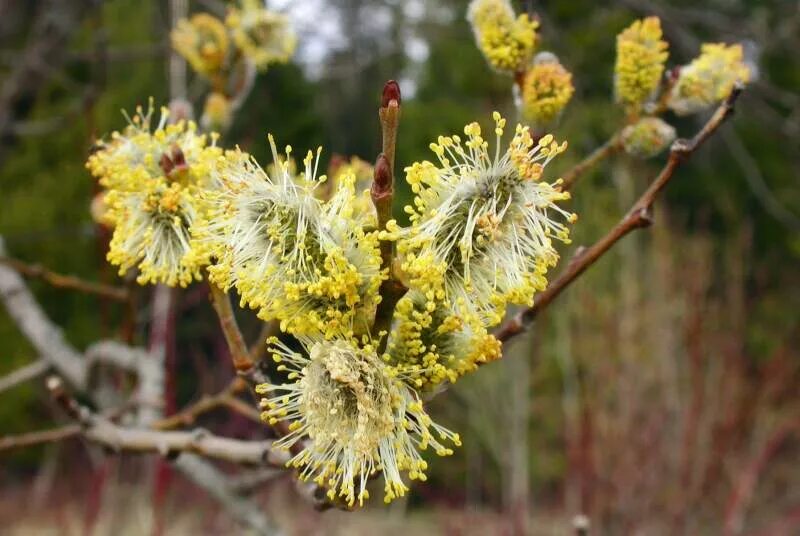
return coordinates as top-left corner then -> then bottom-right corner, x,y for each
521,53 -> 574,126
467,0 -> 538,74
87,102 -> 221,287
171,13 -> 229,77
668,43 -> 750,115
256,337 -> 460,506
614,16 -> 668,113
225,0 -> 296,71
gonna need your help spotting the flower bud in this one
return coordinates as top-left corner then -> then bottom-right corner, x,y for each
621,117 -> 676,158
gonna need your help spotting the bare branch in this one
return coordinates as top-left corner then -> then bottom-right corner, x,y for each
0,359 -> 49,393
560,132 -> 622,192
495,85 -> 744,343
0,237 -> 87,388
154,377 -> 250,430
0,424 -> 81,451
372,81 -> 408,352
174,454 -> 284,535
0,256 -> 129,301
46,376 -> 288,467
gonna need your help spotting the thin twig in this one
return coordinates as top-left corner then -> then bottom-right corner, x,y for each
46,376 -> 287,466
0,424 -> 81,451
371,80 -> 408,352
494,85 -> 744,343
0,256 -> 129,301
0,359 -> 49,393
559,133 -> 622,192
154,377 -> 250,430
209,283 -> 258,379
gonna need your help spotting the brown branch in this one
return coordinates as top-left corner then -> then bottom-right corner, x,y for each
0,256 -> 129,301
559,132 -> 623,192
0,424 -> 81,451
371,80 -> 408,352
209,283 -> 258,379
495,84 -> 743,343
46,376 -> 288,467
154,377 -> 250,430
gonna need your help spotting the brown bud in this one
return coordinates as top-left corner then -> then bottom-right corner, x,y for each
381,80 -> 401,108
371,153 -> 392,197
159,153 -> 175,175
170,143 -> 187,171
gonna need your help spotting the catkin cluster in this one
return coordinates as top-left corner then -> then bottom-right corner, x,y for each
171,0 -> 295,131
87,5 -> 752,510
468,0 -> 574,129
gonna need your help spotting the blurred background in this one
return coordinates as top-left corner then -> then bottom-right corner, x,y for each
0,0 -> 798,534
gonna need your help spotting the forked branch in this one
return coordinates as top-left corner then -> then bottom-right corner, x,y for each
495,84 -> 744,343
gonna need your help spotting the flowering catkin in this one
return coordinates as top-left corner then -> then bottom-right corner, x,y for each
256,336 -> 460,506
467,0 -> 539,75
171,13 -> 229,78
399,113 -> 576,327
668,43 -> 750,115
87,103 -> 221,286
193,138 -> 383,339
614,17 -> 668,112
621,117 -> 676,158
225,0 -> 296,71
520,52 -> 574,127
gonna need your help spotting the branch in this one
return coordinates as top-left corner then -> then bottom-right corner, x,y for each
174,454 -> 284,536
154,377 -> 251,430
209,283 -> 259,380
0,256 -> 129,301
0,237 -> 87,388
495,85 -> 744,343
559,132 -> 622,192
0,424 -> 80,451
0,359 -> 49,394
371,80 -> 407,352
46,376 -> 288,467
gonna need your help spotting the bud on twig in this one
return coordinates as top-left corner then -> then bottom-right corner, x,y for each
371,154 -> 392,200
381,79 -> 401,108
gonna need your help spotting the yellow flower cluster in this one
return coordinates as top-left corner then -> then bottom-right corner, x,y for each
614,16 -> 669,113
467,0 -> 539,74
256,337 -> 460,506
521,53 -> 575,127
400,113 -> 574,326
226,0 -> 296,71
668,43 -> 750,115
388,113 -> 574,392
386,291 -> 501,389
171,1 -> 294,121
87,102 -> 221,286
620,117 -> 676,158
322,156 -> 376,224
193,138 -> 384,340
171,13 -> 229,78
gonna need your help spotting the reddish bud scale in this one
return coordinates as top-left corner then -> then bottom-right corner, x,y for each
371,154 -> 392,196
381,80 -> 401,108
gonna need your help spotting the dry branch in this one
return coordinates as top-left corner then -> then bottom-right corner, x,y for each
46,376 -> 288,467
0,359 -> 49,394
495,85 -> 744,343
0,237 -> 87,388
0,256 -> 128,301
